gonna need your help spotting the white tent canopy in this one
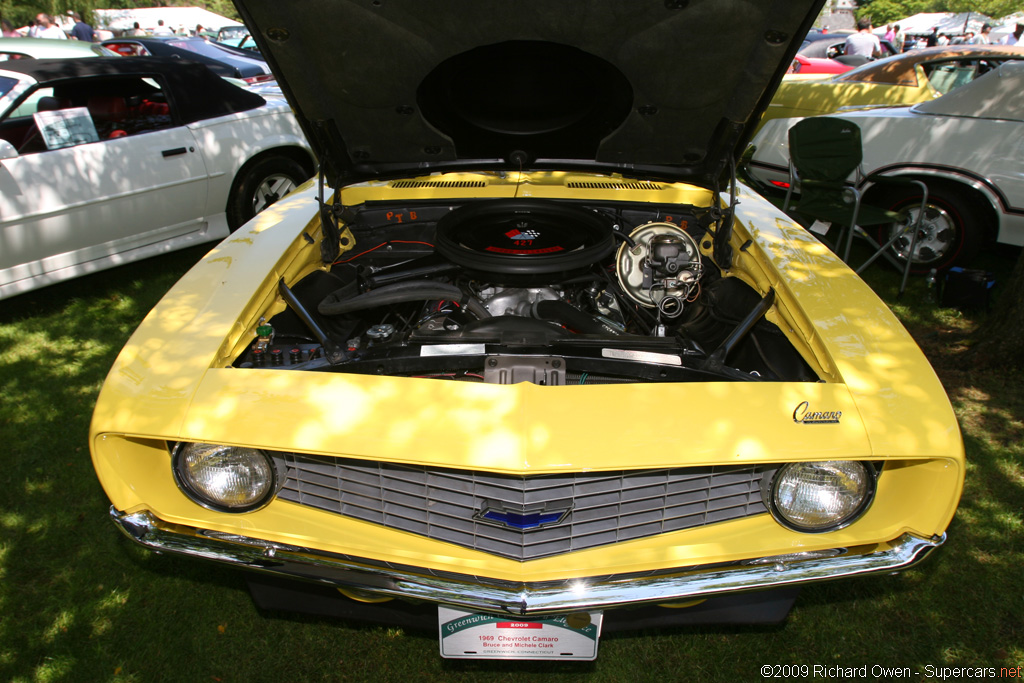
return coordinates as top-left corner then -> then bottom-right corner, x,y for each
877,11 -> 994,37
991,13 -> 1023,42
93,7 -> 241,33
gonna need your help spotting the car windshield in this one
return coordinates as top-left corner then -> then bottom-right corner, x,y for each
166,39 -> 259,62
0,75 -> 17,99
217,26 -> 247,40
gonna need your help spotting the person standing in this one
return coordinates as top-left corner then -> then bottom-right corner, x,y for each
69,12 -> 95,42
1,19 -> 20,37
972,24 -> 992,44
31,13 -> 68,39
893,24 -> 905,52
844,17 -> 881,59
152,19 -> 174,36
884,24 -> 895,43
1000,23 -> 1023,46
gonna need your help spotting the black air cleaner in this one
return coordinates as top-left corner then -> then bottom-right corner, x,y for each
435,199 -> 614,280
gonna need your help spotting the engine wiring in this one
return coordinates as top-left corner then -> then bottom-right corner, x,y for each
333,240 -> 436,265
245,199 -> 816,384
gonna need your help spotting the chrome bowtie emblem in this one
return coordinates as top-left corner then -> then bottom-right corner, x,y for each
474,502 -> 571,530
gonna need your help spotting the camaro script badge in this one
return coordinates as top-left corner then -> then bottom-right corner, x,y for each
793,401 -> 842,424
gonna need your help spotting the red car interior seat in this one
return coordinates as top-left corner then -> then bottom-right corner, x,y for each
87,96 -> 128,123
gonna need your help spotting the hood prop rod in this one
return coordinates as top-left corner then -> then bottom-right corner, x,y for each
317,167 -> 342,264
277,278 -> 347,365
701,287 -> 775,376
713,154 -> 739,270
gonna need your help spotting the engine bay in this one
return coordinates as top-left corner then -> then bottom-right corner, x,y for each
236,198 -> 816,384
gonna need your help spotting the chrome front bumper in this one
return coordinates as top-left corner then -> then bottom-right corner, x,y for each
112,507 -> 944,616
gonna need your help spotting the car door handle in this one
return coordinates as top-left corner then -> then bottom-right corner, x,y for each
161,147 -> 188,158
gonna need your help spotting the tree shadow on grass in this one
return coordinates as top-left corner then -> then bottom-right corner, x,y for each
0,246 -> 212,682
850,245 -> 1024,668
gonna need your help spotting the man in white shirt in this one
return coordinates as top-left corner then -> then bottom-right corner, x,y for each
1001,23 -> 1023,45
32,13 -> 67,40
844,17 -> 881,59
152,19 -> 174,36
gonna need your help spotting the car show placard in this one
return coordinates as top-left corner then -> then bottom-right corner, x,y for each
33,107 -> 100,150
439,607 -> 603,660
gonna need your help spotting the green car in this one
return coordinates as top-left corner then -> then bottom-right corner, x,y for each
214,24 -> 259,52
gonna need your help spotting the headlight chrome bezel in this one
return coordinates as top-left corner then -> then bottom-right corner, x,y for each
171,442 -> 283,513
764,460 -> 877,533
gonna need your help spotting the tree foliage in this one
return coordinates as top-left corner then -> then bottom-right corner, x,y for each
1,0 -> 240,29
202,0 -> 240,21
857,0 -> 1024,23
945,0 -> 1024,17
857,0 -> 936,24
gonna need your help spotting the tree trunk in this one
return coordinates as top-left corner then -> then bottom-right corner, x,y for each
966,248 -> 1024,367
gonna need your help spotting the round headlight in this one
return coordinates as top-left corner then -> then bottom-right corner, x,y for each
173,443 -> 277,512
768,461 -> 875,532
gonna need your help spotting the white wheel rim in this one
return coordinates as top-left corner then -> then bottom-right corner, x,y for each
888,204 -> 956,264
253,173 -> 297,214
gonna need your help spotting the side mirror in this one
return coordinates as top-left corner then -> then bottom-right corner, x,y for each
0,139 -> 18,160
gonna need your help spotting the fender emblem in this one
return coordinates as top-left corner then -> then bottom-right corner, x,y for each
793,401 -> 842,424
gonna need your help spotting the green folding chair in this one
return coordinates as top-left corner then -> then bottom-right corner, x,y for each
782,117 -> 928,296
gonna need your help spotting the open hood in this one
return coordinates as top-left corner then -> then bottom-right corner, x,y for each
232,0 -> 825,187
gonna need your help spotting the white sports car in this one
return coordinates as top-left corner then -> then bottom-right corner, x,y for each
746,60 -> 1024,271
0,57 -> 315,300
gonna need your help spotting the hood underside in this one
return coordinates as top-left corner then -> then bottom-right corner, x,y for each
232,0 -> 825,187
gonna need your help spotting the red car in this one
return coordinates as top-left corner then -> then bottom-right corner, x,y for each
787,54 -> 853,74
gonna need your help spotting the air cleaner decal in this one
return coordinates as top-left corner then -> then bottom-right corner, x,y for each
484,245 -> 565,254
505,228 -> 541,241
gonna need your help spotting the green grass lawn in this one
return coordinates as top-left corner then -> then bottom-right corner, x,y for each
1,244 -> 1021,682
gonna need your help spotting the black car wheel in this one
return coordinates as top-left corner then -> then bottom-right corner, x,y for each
227,155 -> 308,231
872,185 -> 983,273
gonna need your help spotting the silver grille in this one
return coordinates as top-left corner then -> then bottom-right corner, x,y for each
278,455 -> 769,561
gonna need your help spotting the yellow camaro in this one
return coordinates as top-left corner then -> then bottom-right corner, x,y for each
760,44 -> 1024,130
89,0 -> 963,660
